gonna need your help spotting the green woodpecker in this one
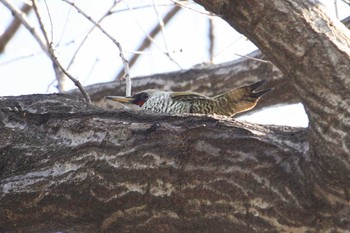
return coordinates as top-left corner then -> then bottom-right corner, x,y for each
105,80 -> 271,117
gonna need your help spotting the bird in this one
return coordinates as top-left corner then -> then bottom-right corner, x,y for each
105,80 -> 271,117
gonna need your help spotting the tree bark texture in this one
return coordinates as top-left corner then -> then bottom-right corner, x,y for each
1,1 -> 350,232
195,0 -> 350,207
1,94 -> 335,233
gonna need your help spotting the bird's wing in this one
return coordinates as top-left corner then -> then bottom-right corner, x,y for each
170,91 -> 213,101
213,80 -> 271,116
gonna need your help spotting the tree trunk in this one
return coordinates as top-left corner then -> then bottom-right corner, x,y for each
1,0 -> 350,232
195,0 -> 350,207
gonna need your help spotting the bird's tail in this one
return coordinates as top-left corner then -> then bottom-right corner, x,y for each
213,80 -> 271,116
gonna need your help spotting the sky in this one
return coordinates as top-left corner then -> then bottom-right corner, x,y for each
0,0 -> 349,127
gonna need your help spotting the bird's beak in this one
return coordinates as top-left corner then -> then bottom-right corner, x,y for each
105,96 -> 135,103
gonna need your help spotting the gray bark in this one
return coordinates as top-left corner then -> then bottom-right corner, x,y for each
1,94 -> 315,233
1,0 -> 350,232
195,0 -> 350,204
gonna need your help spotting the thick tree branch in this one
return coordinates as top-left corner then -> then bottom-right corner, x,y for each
1,94 -> 349,232
1,2 -> 350,233
0,94 -> 323,233
194,0 -> 350,201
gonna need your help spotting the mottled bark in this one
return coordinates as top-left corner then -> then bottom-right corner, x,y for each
1,1 -> 350,233
195,0 -> 350,219
0,94 -> 322,233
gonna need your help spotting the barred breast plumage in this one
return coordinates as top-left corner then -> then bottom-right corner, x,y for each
105,80 -> 271,117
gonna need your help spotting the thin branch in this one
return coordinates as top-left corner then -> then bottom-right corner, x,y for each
124,1 -> 182,70
61,0 -> 131,96
1,0 -> 64,93
43,0 -> 54,42
340,0 -> 350,6
0,50 -> 43,66
32,0 -> 66,92
56,4 -> 73,46
208,17 -> 215,62
110,3 -> 176,14
114,5 -> 182,80
232,53 -> 271,64
152,0 -> 182,68
67,1 -> 120,70
31,0 -> 91,103
123,49 -> 182,55
0,0 -> 48,54
334,0 -> 339,19
169,0 -> 216,16
31,0 -> 63,93
0,0 -> 90,100
31,0 -> 51,53
0,2 -> 33,53
52,52 -> 92,103
212,36 -> 271,64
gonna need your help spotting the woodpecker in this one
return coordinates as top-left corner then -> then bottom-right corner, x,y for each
105,80 -> 271,117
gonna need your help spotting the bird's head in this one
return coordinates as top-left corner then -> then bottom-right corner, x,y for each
105,90 -> 158,107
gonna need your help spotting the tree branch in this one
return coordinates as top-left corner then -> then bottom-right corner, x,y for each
61,0 -> 131,96
114,5 -> 182,80
73,50 -> 290,116
0,2 -> 32,53
0,0 -> 91,102
194,0 -> 350,201
0,94 -> 318,233
31,0 -> 91,103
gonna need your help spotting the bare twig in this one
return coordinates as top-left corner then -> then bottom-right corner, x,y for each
57,5 -> 73,46
43,0 -> 54,42
0,0 -> 90,101
213,36 -> 271,64
152,0 -> 182,68
31,0 -> 91,102
340,0 -> 350,6
169,0 -> 216,16
1,0 -> 63,92
61,0 -> 131,96
67,1 -> 120,71
31,0 -> 66,92
232,53 -> 271,64
123,49 -> 182,55
0,50 -> 43,66
124,1 -> 182,70
208,17 -> 215,62
0,2 -> 33,53
0,0 -> 48,54
114,5 -> 181,80
110,2 -> 176,14
336,0 -> 341,20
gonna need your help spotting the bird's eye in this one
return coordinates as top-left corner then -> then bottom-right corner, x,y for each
139,92 -> 149,100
